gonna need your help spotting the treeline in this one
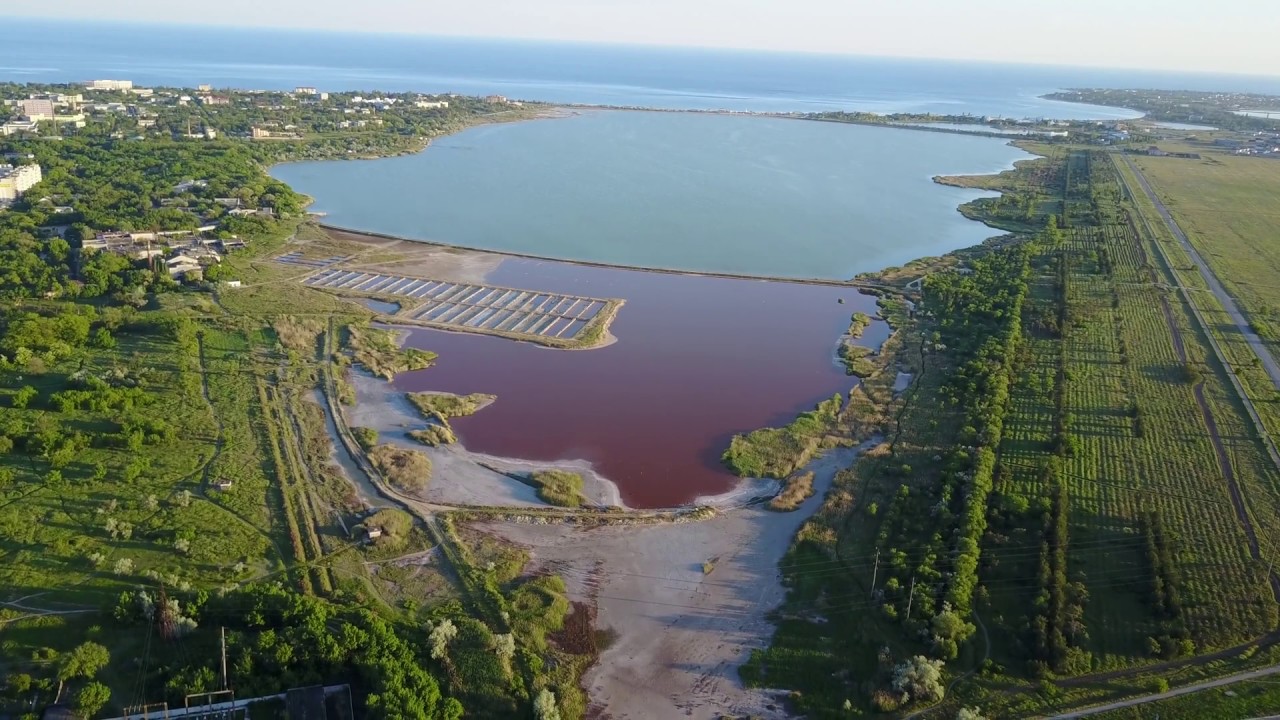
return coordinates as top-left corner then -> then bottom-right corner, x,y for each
934,247 -> 1030,624
1031,458 -> 1090,674
865,245 -> 1030,655
107,583 -> 465,719
1142,511 -> 1195,658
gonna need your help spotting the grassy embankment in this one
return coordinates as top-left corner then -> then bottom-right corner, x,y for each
768,471 -> 816,512
405,391 -> 496,446
839,311 -> 877,376
722,311 -> 895,480
735,147 -> 1280,719
348,323 -> 438,379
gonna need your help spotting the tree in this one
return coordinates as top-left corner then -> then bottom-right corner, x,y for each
56,642 -> 110,700
533,688 -> 561,720
59,642 -> 110,682
956,708 -> 989,720
6,672 -> 32,696
12,385 -> 36,409
429,618 -> 458,660
931,604 -> 975,659
491,633 -> 516,675
892,655 -> 945,703
74,681 -> 111,718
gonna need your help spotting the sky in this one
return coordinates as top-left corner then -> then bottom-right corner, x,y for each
9,0 -> 1278,75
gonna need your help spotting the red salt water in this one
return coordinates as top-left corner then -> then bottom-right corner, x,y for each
394,257 -> 887,508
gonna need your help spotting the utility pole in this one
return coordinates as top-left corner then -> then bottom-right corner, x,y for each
905,576 -> 916,621
220,626 -> 228,691
869,547 -> 880,598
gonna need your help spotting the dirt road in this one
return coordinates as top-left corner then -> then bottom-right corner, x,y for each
1121,155 -> 1280,391
1047,662 -> 1280,719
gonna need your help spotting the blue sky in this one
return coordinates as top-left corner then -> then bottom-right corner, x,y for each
8,0 -> 1276,75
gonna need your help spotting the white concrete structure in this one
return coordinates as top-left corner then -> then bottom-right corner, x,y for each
0,119 -> 39,136
85,79 -> 133,91
0,164 -> 43,201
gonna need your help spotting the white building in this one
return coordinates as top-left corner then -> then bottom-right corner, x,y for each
85,79 -> 134,91
0,164 -> 43,201
54,113 -> 87,128
18,98 -> 55,120
0,119 -> 40,136
295,86 -> 318,95
415,99 -> 450,109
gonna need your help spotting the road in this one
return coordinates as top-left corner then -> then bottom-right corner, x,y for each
1121,155 -> 1280,392
1047,663 -> 1280,718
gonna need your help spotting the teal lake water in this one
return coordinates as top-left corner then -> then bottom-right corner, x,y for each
273,111 -> 1033,279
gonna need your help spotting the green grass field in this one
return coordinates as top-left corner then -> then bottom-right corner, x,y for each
1130,153 -> 1280,346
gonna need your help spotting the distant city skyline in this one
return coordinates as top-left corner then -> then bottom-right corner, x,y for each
6,0 -> 1278,77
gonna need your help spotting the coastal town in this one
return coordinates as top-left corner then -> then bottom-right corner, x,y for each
0,79 -> 531,285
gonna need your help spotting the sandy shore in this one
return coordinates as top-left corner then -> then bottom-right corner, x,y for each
480,442 -> 870,720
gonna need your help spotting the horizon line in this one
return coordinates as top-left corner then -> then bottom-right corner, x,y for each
3,14 -> 1280,83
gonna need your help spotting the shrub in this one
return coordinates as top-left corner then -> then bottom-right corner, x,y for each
892,656 -> 945,703
368,444 -> 431,494
351,426 -> 379,450
769,471 -> 816,511
409,424 -> 456,446
407,391 -> 495,420
531,470 -> 584,508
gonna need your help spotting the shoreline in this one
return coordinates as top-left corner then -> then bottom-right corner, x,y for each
481,440 -> 881,719
305,113 -> 1034,513
287,109 -> 1033,286
347,361 -> 810,513
326,222 -> 889,289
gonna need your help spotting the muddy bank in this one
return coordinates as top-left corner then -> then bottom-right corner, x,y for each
480,442 -> 873,719
325,227 -> 503,285
347,368 -> 625,508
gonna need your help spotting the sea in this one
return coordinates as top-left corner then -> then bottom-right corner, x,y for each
4,18 -> 1280,118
